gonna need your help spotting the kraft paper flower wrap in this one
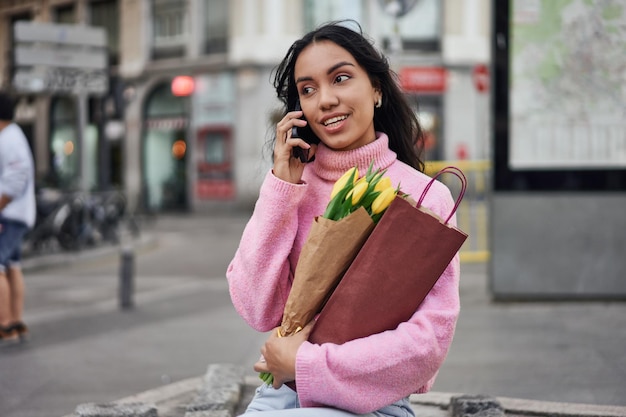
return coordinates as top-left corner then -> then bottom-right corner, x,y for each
260,163 -> 400,385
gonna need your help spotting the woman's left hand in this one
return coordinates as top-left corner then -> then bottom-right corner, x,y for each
253,322 -> 314,389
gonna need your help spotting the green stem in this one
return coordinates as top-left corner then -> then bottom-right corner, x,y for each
259,372 -> 274,385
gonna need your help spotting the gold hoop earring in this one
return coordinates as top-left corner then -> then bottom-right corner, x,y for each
375,98 -> 382,108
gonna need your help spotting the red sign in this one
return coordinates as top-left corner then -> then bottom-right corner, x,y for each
171,75 -> 195,97
472,64 -> 489,93
399,67 -> 447,93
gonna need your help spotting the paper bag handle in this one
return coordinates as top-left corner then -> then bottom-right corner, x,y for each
417,166 -> 467,224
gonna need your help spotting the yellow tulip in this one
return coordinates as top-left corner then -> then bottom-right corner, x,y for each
374,176 -> 392,193
371,186 -> 396,214
347,180 -> 369,205
330,167 -> 358,199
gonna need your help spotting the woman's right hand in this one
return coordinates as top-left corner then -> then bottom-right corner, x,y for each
272,110 -> 316,184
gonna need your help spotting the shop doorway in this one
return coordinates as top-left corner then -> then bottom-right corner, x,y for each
142,83 -> 189,211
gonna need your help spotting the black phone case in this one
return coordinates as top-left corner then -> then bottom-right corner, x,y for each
291,102 -> 319,163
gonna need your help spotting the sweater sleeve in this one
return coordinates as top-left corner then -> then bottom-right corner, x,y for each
226,170 -> 308,332
294,181 -> 461,414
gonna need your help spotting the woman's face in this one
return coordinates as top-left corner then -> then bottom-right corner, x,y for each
294,40 -> 381,152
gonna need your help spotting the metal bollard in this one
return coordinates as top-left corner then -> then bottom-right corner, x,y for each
119,247 -> 135,310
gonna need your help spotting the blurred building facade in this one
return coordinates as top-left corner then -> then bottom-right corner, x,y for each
0,0 -> 490,213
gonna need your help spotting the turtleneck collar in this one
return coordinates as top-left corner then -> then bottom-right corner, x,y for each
312,132 -> 398,181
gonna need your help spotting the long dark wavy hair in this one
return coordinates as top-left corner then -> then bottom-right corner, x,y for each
272,20 -> 425,172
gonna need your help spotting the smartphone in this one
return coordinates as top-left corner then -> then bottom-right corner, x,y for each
291,101 -> 319,163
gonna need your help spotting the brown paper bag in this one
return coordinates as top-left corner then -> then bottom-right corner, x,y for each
279,206 -> 375,336
309,167 -> 468,345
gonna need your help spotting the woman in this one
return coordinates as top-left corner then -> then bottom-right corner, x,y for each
226,21 -> 460,416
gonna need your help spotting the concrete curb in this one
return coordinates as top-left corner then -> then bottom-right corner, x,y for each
451,395 -> 504,417
410,392 -> 626,417
61,364 -> 626,417
75,403 -> 158,417
185,364 -> 245,417
64,364 -> 245,417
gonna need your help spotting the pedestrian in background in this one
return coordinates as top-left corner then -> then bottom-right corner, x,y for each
227,21 -> 460,416
0,91 -> 36,345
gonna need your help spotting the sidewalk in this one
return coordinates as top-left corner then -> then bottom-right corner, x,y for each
21,215 -> 155,273
14,213 -> 626,416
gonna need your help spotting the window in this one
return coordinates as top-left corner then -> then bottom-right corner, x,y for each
49,97 -> 100,191
54,5 -> 76,23
142,83 -> 189,210
304,0 -> 365,31
377,0 -> 441,52
203,0 -> 228,54
196,128 -> 233,200
90,0 -> 120,66
202,131 -> 226,165
152,0 -> 187,59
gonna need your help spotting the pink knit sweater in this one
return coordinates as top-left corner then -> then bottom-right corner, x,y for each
226,133 -> 460,414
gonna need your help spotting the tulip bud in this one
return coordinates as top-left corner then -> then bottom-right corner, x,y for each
348,180 -> 369,205
374,176 -> 392,193
371,187 -> 396,214
330,167 -> 358,200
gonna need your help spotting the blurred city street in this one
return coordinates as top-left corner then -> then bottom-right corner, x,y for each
0,211 -> 267,417
0,211 -> 624,417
